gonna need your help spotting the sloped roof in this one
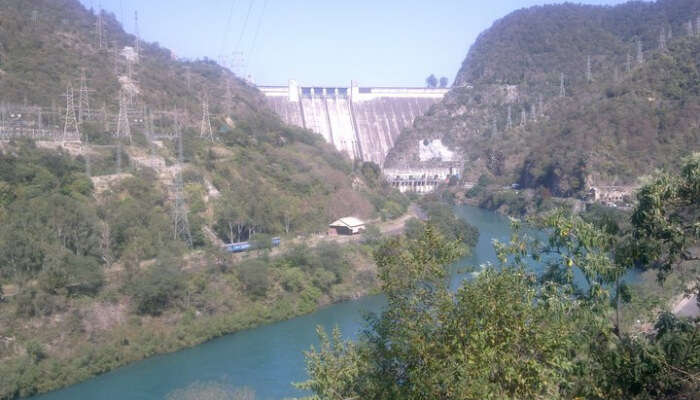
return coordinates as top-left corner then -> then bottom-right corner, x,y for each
329,217 -> 365,228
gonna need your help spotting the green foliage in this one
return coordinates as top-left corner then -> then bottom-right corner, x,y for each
631,152 -> 699,281
301,226 -> 585,399
237,260 -> 270,298
582,312 -> 699,399
412,198 -> 479,251
129,262 -> 185,316
360,224 -> 382,246
0,1 -> 409,397
101,172 -> 171,261
302,159 -> 700,399
0,144 -> 102,296
24,340 -> 46,364
388,1 -> 700,196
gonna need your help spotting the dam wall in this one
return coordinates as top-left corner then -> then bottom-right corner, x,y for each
258,81 -> 447,166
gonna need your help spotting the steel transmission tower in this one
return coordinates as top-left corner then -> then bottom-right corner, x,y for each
586,55 -> 592,82
173,115 -> 193,247
659,27 -> 666,50
637,40 -> 644,64
116,91 -> 131,143
146,110 -> 158,169
626,52 -> 632,74
506,105 -> 513,130
78,69 -> 92,123
200,94 -> 214,142
134,11 -> 141,56
63,85 -> 80,143
559,73 -> 565,97
96,9 -> 104,49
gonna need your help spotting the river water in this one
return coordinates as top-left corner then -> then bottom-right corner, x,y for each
32,205 -> 527,400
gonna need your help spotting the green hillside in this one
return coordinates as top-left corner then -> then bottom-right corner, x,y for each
0,1 -> 408,398
386,0 -> 700,197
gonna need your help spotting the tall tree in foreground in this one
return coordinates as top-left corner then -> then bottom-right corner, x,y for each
299,155 -> 700,399
298,226 -> 588,399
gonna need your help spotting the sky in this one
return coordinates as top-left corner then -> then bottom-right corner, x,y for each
79,0 -> 632,87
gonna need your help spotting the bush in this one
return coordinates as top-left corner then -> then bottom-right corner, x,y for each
238,260 -> 269,298
24,340 -> 46,363
361,225 -> 382,246
280,267 -> 305,292
130,263 -> 185,316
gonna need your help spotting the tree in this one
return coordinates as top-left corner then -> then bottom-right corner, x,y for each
631,153 -> 699,285
300,194 -> 700,399
299,225 -> 586,399
439,76 -> 449,88
425,74 -> 438,88
214,193 -> 245,243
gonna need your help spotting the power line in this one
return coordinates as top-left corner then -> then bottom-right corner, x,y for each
219,0 -> 239,56
235,0 -> 256,52
245,0 -> 269,75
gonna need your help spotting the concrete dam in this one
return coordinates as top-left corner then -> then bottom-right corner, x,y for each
259,81 -> 448,166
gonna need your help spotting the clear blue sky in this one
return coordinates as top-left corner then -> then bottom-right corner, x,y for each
80,0 -> 631,86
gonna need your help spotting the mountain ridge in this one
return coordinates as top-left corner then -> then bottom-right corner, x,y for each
386,0 -> 700,197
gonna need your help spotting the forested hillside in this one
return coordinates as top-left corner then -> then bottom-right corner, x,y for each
386,0 -> 700,197
0,1 -> 408,398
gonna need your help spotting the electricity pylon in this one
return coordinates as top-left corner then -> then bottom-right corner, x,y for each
116,91 -> 131,143
637,40 -> 644,64
173,114 -> 193,247
506,105 -> 513,130
134,11 -> 140,56
200,94 -> 214,142
78,69 -> 93,123
559,73 -> 565,97
63,85 -> 80,143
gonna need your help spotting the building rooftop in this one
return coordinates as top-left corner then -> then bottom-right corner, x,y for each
329,217 -> 365,228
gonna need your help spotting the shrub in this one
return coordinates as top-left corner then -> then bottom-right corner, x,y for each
24,340 -> 46,363
130,264 -> 185,316
238,260 -> 269,298
280,267 -> 305,292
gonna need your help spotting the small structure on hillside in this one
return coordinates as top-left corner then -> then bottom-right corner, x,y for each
328,217 -> 366,236
587,185 -> 637,207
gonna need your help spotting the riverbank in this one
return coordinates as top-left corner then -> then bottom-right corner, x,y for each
21,204 -> 500,400
0,236 -> 384,399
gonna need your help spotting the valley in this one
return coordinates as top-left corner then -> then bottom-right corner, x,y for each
0,0 -> 697,399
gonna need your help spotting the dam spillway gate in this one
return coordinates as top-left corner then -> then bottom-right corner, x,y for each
258,81 -> 448,166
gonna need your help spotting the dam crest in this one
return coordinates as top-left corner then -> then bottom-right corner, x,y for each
259,81 -> 448,166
